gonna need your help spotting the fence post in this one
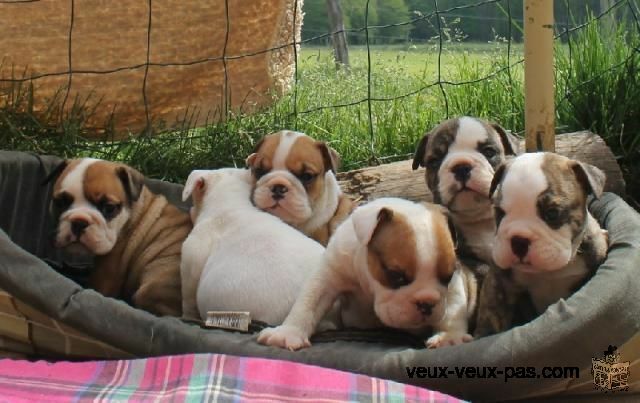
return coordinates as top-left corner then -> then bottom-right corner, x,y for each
524,0 -> 555,152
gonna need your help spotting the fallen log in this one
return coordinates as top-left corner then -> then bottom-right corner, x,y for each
337,131 -> 625,203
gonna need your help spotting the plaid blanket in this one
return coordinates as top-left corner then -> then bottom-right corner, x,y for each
0,353 -> 464,402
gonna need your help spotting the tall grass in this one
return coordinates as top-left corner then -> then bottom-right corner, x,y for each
555,16 -> 640,199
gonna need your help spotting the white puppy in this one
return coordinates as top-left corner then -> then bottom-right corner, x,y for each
257,198 -> 477,350
180,168 -> 325,324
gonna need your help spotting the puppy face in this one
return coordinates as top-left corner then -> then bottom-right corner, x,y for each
412,116 -> 517,214
246,131 -> 339,227
47,158 -> 144,256
352,202 -> 456,330
490,152 -> 605,273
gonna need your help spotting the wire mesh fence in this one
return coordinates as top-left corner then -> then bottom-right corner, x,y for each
1,0 -> 639,192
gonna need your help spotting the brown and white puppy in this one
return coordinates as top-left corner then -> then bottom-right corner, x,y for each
489,152 -> 608,316
257,198 -> 477,350
246,130 -> 355,245
45,158 -> 192,316
412,116 -> 518,263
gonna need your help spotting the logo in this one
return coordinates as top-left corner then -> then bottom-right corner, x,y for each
591,345 -> 630,392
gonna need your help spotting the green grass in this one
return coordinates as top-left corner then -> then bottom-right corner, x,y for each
555,20 -> 640,201
284,41 -> 526,168
1,41 -> 525,180
299,42 -> 524,76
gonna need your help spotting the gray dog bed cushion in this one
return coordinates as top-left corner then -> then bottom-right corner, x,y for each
1,150 -> 639,401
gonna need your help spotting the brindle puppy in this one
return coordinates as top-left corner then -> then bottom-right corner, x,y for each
412,116 -> 519,264
475,152 -> 609,336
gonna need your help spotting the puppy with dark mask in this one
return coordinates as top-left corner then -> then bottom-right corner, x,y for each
474,152 -> 609,336
44,158 -> 191,316
412,116 -> 519,264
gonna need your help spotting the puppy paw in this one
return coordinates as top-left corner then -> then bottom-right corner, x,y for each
257,325 -> 311,351
425,331 -> 473,349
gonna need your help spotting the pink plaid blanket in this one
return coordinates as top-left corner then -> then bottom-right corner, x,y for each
0,353 -> 464,402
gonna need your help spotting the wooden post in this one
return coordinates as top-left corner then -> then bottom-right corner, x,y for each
326,0 -> 350,69
524,0 -> 555,152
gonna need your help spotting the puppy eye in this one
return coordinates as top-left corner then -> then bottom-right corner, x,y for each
543,206 -> 562,224
99,201 -> 121,220
253,167 -> 268,179
494,206 -> 505,227
440,273 -> 453,286
299,172 -> 316,184
53,193 -> 73,212
383,266 -> 411,289
426,156 -> 442,170
482,147 -> 497,159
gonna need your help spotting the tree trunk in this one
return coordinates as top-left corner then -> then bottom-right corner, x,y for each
326,0 -> 350,69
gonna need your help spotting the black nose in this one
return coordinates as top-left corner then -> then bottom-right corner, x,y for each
451,163 -> 472,183
271,184 -> 288,200
416,302 -> 434,316
511,236 -> 530,259
71,219 -> 89,237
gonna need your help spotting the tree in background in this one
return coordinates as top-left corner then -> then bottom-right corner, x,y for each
341,0 -> 378,44
374,0 -> 410,44
301,0 -> 621,45
326,0 -> 350,68
301,0 -> 331,42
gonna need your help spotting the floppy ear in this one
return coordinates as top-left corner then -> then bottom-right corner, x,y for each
182,170 -> 209,202
490,123 -> 519,156
489,162 -> 508,198
412,132 -> 430,170
424,202 -> 458,249
245,137 -> 265,167
317,141 -> 341,173
41,160 -> 69,186
116,166 -> 145,204
571,161 -> 606,199
352,205 -> 393,245
245,153 -> 259,168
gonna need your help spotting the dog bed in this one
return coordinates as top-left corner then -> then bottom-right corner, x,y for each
0,150 -> 638,401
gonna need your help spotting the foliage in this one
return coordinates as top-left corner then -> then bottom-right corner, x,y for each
302,0 -> 625,44
556,12 -> 640,200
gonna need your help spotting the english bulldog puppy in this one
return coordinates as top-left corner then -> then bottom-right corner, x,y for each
412,116 -> 519,263
246,130 -> 355,246
487,152 -> 608,321
180,168 -> 326,324
257,198 -> 477,350
44,158 -> 192,316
